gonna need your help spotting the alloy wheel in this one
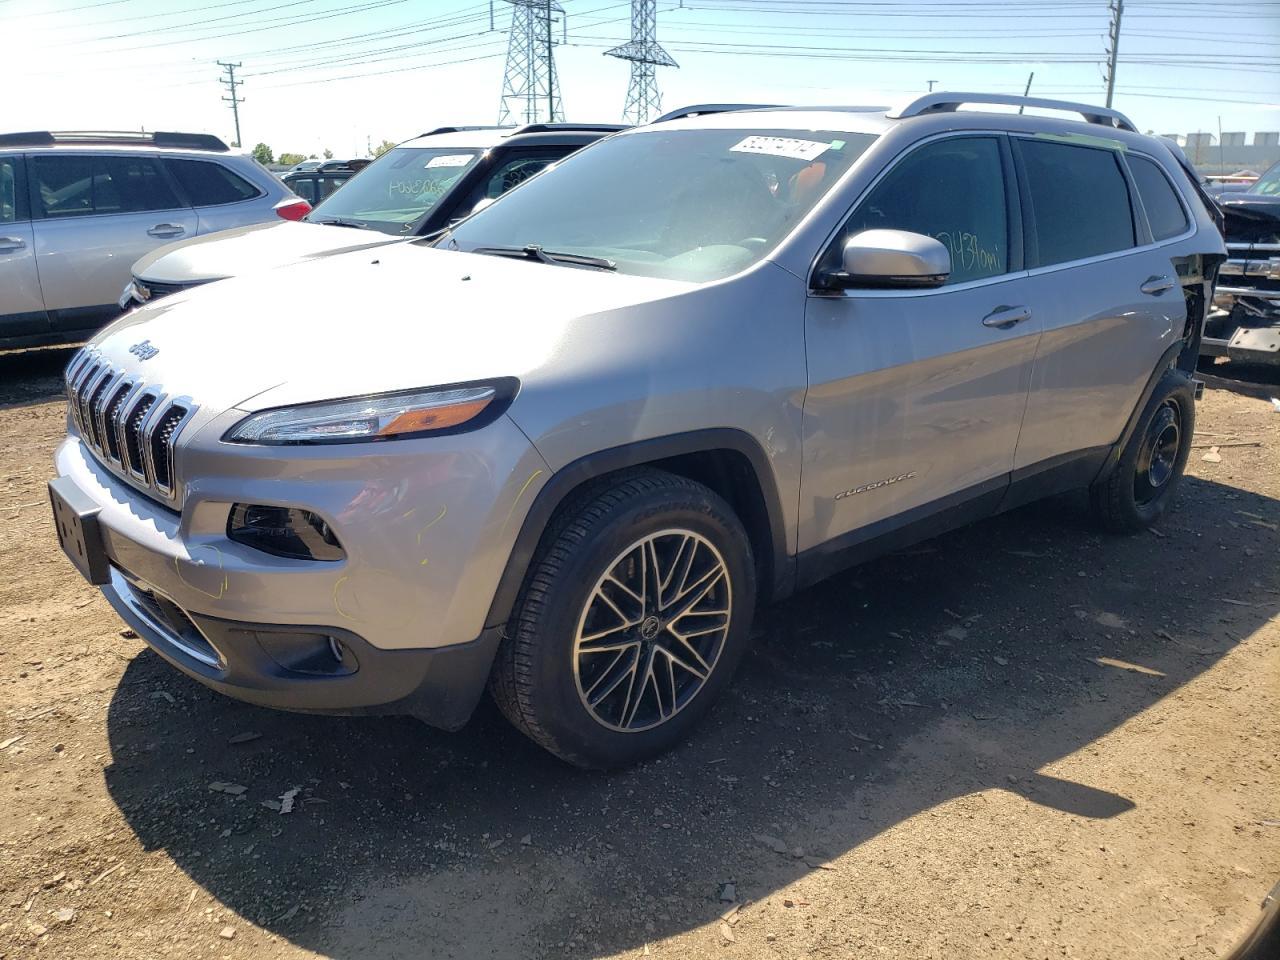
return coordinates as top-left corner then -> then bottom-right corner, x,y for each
1135,400 -> 1181,505
572,529 -> 732,733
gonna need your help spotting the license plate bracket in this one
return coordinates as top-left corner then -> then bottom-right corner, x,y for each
48,476 -> 111,585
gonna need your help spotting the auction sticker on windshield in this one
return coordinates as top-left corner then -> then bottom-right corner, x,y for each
426,154 -> 476,168
730,136 -> 832,161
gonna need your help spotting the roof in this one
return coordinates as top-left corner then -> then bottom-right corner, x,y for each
0,130 -> 229,152
638,92 -> 1140,139
399,122 -> 627,151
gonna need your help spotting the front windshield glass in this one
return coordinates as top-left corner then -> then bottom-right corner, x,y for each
308,146 -> 481,233
1249,160 -> 1280,196
446,128 -> 877,282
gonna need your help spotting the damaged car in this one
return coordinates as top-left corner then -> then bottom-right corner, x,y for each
1203,159 -> 1280,366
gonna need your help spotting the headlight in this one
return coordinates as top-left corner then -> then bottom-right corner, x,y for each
223,380 -> 515,445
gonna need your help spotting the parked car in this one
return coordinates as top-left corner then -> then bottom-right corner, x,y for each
1203,159 -> 1280,365
0,131 -> 308,351
49,94 -> 1224,769
280,158 -> 369,206
121,123 -> 625,310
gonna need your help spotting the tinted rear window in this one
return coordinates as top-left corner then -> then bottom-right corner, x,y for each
166,158 -> 260,206
32,154 -> 181,217
1018,139 -> 1135,267
1128,154 -> 1189,241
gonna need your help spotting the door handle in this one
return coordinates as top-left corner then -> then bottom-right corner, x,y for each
982,305 -> 1032,329
1140,275 -> 1175,296
0,236 -> 26,253
147,224 -> 186,238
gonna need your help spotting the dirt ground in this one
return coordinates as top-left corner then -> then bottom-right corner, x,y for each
1,348 -> 1277,960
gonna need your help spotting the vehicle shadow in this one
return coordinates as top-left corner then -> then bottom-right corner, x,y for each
0,346 -> 76,409
102,474 -> 1280,958
1198,358 -> 1280,400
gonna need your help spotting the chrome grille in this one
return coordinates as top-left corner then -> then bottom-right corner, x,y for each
63,348 -> 197,505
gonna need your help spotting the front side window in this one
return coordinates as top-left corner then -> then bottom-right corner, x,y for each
1017,139 -> 1135,267
836,136 -> 1009,284
166,158 -> 260,206
447,128 -> 877,282
308,147 -> 481,233
481,154 -> 554,200
1128,154 -> 1189,241
33,154 -> 181,218
1248,159 -> 1280,197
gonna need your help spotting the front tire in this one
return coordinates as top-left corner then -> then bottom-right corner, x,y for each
1091,371 -> 1195,533
490,470 -> 756,769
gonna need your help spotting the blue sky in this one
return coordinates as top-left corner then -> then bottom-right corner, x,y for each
5,0 -> 1278,158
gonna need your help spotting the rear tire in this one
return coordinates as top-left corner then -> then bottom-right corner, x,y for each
489,469 -> 756,769
1091,371 -> 1195,533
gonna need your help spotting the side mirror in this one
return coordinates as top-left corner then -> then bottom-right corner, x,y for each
820,229 -> 950,290
471,197 -> 496,216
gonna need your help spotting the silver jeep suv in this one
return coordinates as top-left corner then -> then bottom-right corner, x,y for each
48,95 -> 1225,768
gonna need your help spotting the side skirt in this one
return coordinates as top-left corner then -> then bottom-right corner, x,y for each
793,445 -> 1112,592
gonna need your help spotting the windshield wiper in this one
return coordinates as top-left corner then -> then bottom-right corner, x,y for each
472,244 -> 616,271
311,216 -> 368,229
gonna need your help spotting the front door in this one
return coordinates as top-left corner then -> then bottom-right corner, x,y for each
29,152 -> 198,334
0,154 -> 49,344
799,135 -> 1041,556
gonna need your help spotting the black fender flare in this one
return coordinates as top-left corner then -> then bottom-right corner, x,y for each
484,428 -> 794,630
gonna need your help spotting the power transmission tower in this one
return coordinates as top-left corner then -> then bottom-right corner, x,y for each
1103,0 -> 1124,108
606,0 -> 677,125
218,61 -> 244,147
497,0 -> 563,125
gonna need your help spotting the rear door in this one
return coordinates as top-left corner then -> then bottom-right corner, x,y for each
0,153 -> 50,344
29,152 -> 198,335
1011,136 -> 1188,470
163,157 -> 267,235
799,134 -> 1040,556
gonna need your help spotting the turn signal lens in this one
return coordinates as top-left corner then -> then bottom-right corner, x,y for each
223,382 -> 512,445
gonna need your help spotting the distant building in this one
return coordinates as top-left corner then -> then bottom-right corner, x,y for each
1177,130 -> 1280,176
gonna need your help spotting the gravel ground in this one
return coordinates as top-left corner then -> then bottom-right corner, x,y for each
1,348 -> 1277,960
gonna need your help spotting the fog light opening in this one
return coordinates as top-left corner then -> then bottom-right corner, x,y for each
328,635 -> 344,664
227,504 -> 345,561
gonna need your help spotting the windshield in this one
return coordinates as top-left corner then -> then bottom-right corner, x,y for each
308,146 -> 481,234
445,128 -> 877,282
1249,160 -> 1280,196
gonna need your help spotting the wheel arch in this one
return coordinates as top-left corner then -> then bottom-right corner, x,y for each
484,428 -> 794,631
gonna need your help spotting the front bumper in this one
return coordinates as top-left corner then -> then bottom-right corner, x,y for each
50,409 -> 551,726
102,566 -> 500,727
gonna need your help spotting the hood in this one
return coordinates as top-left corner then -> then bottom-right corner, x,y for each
1221,193 -> 1280,246
131,220 -> 404,284
90,242 -> 691,412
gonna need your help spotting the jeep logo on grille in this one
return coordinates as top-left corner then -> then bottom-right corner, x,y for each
128,340 -> 159,361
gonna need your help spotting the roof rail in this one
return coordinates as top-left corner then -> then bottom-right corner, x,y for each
887,92 -> 1137,132
419,125 -> 511,137
653,103 -> 781,123
509,122 -> 628,135
0,130 -> 230,151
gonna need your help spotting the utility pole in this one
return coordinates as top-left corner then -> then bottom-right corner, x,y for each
606,0 -> 678,125
1104,0 -> 1124,108
218,61 -> 244,147
927,79 -> 938,92
497,0 -> 563,124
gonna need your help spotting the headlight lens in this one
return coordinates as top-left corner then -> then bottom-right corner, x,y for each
223,381 -> 513,445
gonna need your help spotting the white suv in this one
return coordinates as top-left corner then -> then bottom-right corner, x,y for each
0,130 -> 306,351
